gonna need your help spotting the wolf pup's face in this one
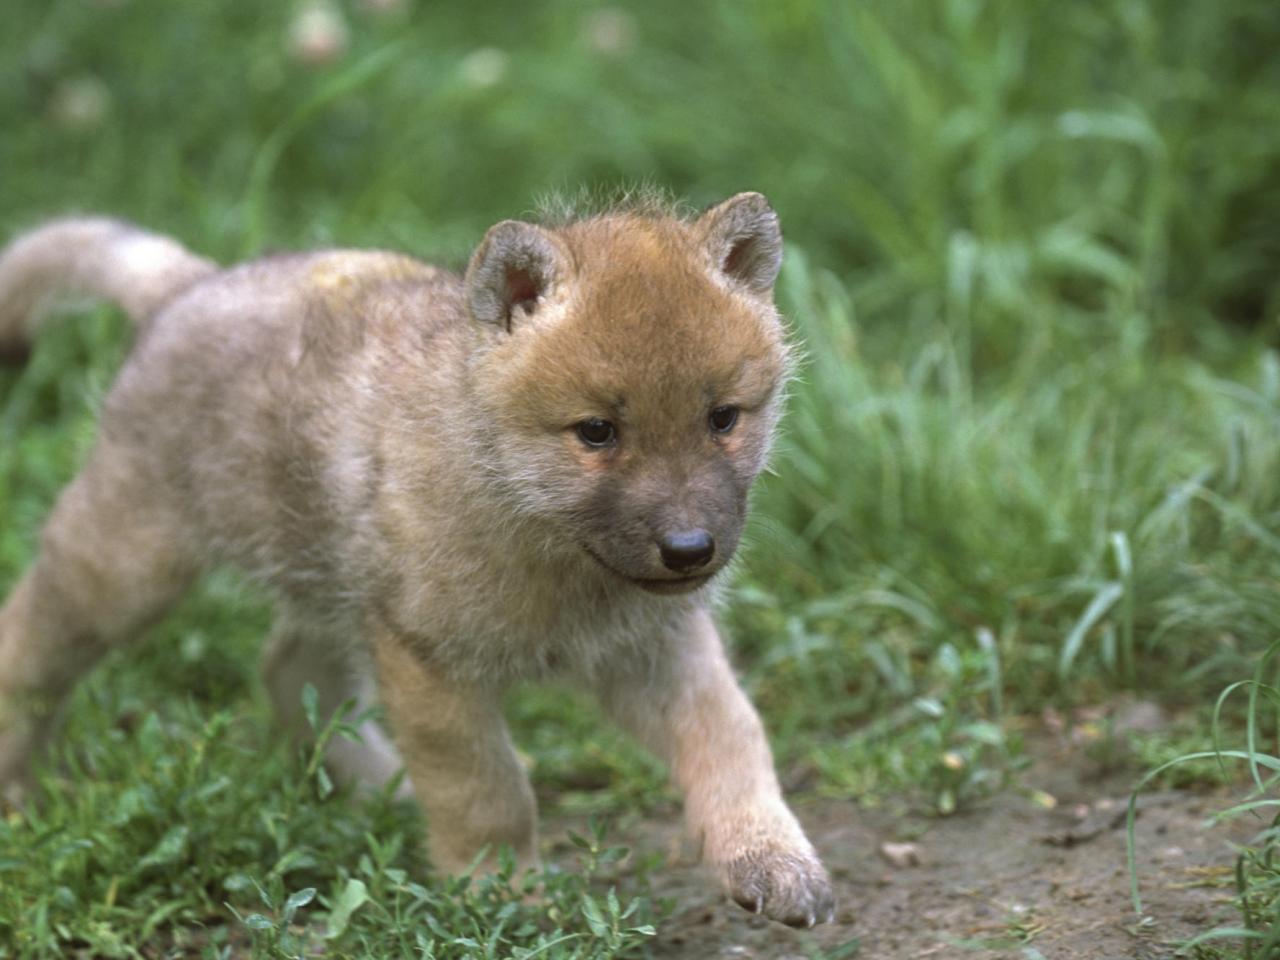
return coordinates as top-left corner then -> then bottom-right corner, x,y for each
464,193 -> 791,594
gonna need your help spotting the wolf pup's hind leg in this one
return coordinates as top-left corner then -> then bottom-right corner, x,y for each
0,443 -> 195,804
0,217 -> 214,805
262,613 -> 412,797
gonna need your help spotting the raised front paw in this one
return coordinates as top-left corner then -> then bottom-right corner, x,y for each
723,842 -> 835,928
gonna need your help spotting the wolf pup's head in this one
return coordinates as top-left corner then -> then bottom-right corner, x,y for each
464,192 -> 792,595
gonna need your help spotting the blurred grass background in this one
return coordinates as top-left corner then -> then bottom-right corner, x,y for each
2,0 -> 1280,956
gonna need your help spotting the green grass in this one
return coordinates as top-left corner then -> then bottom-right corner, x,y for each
2,0 -> 1280,956
1127,640 -> 1280,957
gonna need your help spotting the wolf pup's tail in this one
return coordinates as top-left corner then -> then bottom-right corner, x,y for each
0,217 -> 215,365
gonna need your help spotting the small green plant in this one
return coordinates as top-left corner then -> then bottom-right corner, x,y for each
235,818 -> 657,960
1129,638 -> 1280,957
231,882 -> 319,959
791,619 -> 1015,814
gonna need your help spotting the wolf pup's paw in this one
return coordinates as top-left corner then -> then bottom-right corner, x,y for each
723,842 -> 835,928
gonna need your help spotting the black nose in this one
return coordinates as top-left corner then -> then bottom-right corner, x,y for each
658,529 -> 716,572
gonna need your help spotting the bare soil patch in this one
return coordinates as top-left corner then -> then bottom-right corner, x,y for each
552,740 -> 1252,959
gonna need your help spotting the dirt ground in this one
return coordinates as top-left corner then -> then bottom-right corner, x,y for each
552,737 -> 1255,960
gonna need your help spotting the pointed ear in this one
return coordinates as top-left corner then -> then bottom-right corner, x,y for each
697,192 -> 783,296
464,220 -> 569,331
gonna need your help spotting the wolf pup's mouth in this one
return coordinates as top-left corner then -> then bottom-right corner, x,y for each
631,573 -> 714,595
580,545 -> 714,595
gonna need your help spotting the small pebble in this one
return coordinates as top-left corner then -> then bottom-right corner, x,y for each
879,841 -> 923,868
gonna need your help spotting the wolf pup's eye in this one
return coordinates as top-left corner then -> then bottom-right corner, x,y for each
576,418 -> 617,448
709,405 -> 739,435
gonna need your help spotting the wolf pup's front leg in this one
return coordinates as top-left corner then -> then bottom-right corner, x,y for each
370,626 -> 539,876
599,608 -> 834,927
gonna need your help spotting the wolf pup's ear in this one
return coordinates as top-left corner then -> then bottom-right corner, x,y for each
465,221 -> 569,331
697,192 -> 783,297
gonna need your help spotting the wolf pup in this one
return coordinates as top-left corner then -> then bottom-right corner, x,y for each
0,193 -> 834,926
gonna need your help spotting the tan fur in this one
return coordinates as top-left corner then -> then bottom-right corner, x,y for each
0,194 -> 833,926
